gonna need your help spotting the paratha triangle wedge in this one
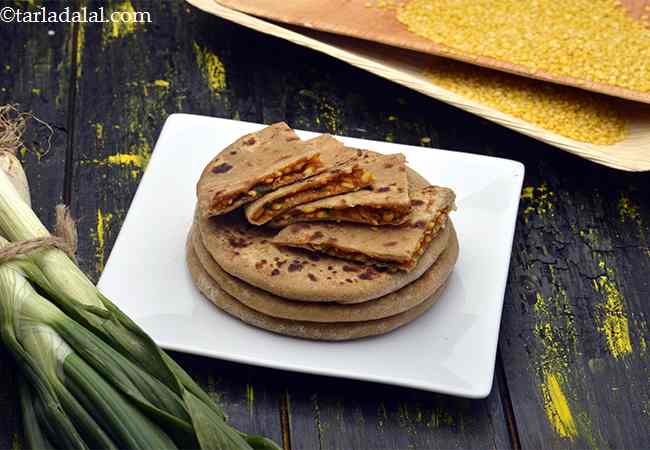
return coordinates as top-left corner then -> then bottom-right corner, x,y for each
245,144 -> 374,225
197,123 -> 352,217
269,151 -> 411,226
272,186 -> 456,271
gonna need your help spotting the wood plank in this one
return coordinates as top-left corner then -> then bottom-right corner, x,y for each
498,141 -> 650,449
0,1 -> 74,448
287,372 -> 511,450
69,0 -> 284,445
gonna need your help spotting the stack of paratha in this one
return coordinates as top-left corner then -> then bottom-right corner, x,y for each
188,122 -> 458,341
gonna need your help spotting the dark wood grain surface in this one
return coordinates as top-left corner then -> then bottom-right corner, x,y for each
1,0 -> 648,448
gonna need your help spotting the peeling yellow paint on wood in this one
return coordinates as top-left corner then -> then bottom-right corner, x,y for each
521,182 -> 555,222
579,227 -> 599,248
593,259 -> 633,359
107,0 -> 139,40
618,193 -> 648,259
413,406 -> 423,423
533,291 -> 545,313
16,0 -> 37,8
94,123 -> 104,143
10,431 -> 21,450
76,17 -> 85,78
319,100 -> 338,133
376,402 -> 388,429
533,287 -> 576,372
117,95 -> 154,172
541,372 -> 578,440
95,208 -> 113,273
642,399 -> 650,417
618,194 -> 642,225
397,402 -> 410,424
106,153 -> 144,167
531,282 -> 600,443
521,186 -> 534,200
193,42 -> 226,96
636,315 -> 648,356
153,79 -> 170,87
426,407 -> 454,428
55,53 -> 68,108
535,320 -> 571,372
31,88 -> 40,95
245,384 -> 254,418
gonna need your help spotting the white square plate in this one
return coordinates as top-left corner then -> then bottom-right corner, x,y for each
99,114 -> 524,398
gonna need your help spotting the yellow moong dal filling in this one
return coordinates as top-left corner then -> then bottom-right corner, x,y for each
424,59 -> 628,145
397,0 -> 650,93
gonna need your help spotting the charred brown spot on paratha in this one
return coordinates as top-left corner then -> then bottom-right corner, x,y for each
271,269 -> 280,276
212,162 -> 233,174
228,237 -> 249,248
212,154 -> 323,213
308,273 -> 318,282
358,268 -> 380,280
383,241 -> 398,247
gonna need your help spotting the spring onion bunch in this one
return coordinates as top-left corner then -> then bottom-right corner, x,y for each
0,154 -> 281,448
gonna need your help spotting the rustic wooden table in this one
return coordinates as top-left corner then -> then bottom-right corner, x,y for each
2,1 -> 649,448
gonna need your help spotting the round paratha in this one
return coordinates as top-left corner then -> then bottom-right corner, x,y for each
190,222 -> 458,322
187,237 -> 450,341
